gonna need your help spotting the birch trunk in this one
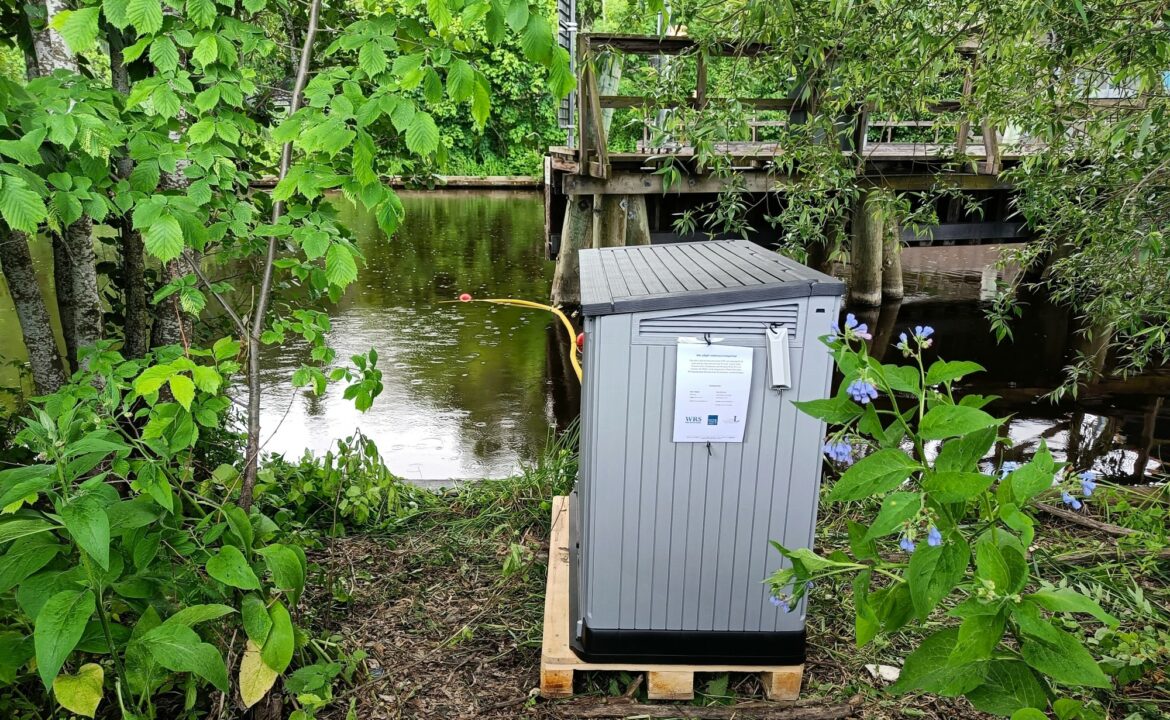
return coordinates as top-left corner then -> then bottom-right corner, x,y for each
0,228 -> 67,394
34,0 -> 104,367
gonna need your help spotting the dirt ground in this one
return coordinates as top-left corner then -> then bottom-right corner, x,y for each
304,523 -> 994,719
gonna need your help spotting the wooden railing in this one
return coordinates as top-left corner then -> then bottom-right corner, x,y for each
570,33 -> 1006,180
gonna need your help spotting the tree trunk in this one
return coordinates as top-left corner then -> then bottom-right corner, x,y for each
241,0 -> 323,511
52,233 -> 77,371
150,259 -> 190,349
108,26 -> 149,358
34,0 -> 103,368
0,228 -> 67,394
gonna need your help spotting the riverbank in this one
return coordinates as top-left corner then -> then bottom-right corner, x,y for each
250,175 -> 542,189
302,460 -> 1169,719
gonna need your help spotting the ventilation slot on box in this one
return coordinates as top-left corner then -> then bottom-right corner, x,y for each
636,304 -> 801,344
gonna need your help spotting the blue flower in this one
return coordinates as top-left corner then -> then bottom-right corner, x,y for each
1061,491 -> 1083,510
847,379 -> 879,404
998,461 -> 1020,479
899,535 -> 916,553
914,325 -> 935,339
822,440 -> 854,465
845,314 -> 859,330
926,526 -> 943,547
770,595 -> 791,613
1079,471 -> 1098,497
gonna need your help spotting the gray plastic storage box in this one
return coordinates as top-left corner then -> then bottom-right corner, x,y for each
569,239 -> 844,664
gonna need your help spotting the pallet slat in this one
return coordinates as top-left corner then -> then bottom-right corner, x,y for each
540,496 -> 804,701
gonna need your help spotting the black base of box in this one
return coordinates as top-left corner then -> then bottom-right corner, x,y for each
569,621 -> 807,665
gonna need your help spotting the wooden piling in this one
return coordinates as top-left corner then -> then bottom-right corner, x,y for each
593,194 -> 627,248
552,195 -> 594,306
625,195 -> 651,245
849,191 -> 883,307
881,214 -> 904,301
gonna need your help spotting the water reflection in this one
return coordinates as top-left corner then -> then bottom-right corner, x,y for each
851,245 -> 1168,483
259,190 -> 580,480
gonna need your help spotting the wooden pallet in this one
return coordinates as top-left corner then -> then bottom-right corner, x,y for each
540,496 -> 804,701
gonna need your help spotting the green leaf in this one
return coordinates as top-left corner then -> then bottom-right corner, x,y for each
1003,443 -> 1055,505
241,594 -> 272,645
0,535 -> 61,593
906,534 -> 969,618
925,360 -> 985,386
53,663 -> 104,718
143,212 -> 184,262
205,545 -> 261,590
134,364 -> 175,395
852,572 -> 879,647
405,111 -> 440,155
889,627 -> 987,696
168,374 -> 195,411
426,0 -> 452,30
921,471 -> 993,503
192,33 -> 218,66
934,427 -> 997,473
548,46 -> 575,98
35,589 -> 96,688
793,395 -> 865,424
826,449 -> 920,502
194,85 -> 220,113
61,493 -> 111,570
471,78 -> 491,128
1019,625 -> 1111,688
0,518 -> 54,544
126,0 -> 164,35
505,0 -> 528,30
53,8 -> 102,53
0,176 -> 48,233
164,604 -> 236,627
446,59 -> 474,102
967,660 -> 1049,717
324,243 -> 358,287
186,0 -> 216,27
257,544 -> 304,597
103,0 -> 131,28
519,15 -> 553,63
139,623 -> 229,692
975,539 -> 1012,590
948,610 -> 1005,665
191,365 -> 221,394
260,600 -> 294,673
358,43 -> 387,77
919,405 -> 1001,441
1010,710 -> 1049,720
862,492 -> 922,541
1025,588 -> 1119,627
148,37 -> 179,73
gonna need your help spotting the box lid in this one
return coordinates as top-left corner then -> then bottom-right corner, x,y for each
578,240 -> 845,316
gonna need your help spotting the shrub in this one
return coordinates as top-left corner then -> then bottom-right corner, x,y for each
771,317 -> 1126,718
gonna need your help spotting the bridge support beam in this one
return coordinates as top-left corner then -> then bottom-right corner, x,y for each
882,214 -> 904,301
850,191 -> 884,307
552,195 -> 594,306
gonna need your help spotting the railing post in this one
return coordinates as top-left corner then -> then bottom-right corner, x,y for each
849,190 -> 884,307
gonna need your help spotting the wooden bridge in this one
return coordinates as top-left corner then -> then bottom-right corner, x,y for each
545,33 -> 1040,307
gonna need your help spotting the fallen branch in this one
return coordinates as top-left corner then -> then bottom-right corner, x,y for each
1034,502 -> 1137,537
1047,546 -> 1170,566
556,696 -> 860,719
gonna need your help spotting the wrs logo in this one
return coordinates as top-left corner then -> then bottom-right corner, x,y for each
684,416 -> 703,424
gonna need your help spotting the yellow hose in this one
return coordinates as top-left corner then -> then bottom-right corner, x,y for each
450,297 -> 583,383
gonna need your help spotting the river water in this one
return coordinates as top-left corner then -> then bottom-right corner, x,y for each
0,190 -> 1166,482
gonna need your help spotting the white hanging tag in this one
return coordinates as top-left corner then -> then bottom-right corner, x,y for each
766,325 -> 791,390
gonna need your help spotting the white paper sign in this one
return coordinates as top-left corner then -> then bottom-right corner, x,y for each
672,342 -> 753,443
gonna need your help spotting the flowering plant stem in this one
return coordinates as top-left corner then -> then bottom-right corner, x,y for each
770,318 -> 1125,718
